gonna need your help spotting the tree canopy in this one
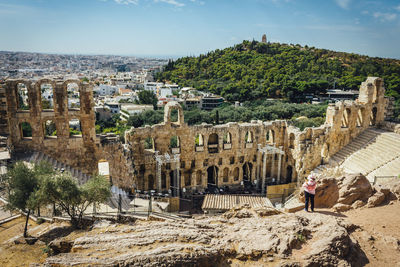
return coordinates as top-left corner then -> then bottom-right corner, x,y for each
156,40 -> 400,105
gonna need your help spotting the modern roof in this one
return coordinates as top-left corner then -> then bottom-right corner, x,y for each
201,194 -> 273,212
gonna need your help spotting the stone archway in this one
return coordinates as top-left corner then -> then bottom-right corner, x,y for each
286,166 -> 293,183
370,107 -> 377,126
207,166 -> 219,187
242,162 -> 252,181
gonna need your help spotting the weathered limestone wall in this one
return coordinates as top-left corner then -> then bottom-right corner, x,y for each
126,77 -> 387,192
99,135 -> 136,190
2,79 -> 98,174
1,77 -> 388,192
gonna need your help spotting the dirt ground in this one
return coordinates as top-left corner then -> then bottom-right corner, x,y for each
296,201 -> 400,267
344,201 -> 400,267
0,216 -> 48,267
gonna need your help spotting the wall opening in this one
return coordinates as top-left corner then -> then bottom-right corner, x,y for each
289,133 -> 295,149
144,137 -> 155,150
69,119 -> 82,137
341,108 -> 351,128
242,162 -> 252,181
195,134 -> 204,146
266,129 -> 274,144
223,167 -> 229,183
356,108 -> 363,127
17,83 -> 29,111
370,107 -> 377,126
184,172 -> 191,186
286,166 -> 293,183
223,132 -> 232,149
170,135 -> 180,154
148,174 -> 155,190
161,172 -> 167,189
40,83 -> 54,110
233,167 -> 239,181
208,133 -> 219,153
20,122 -> 32,139
44,120 -> 57,138
245,131 -> 253,143
67,82 -> 80,109
170,109 -> 179,123
207,166 -> 218,187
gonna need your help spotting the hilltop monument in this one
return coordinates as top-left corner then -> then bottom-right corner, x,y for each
262,34 -> 267,43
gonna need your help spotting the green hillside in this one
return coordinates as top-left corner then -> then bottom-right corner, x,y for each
156,40 -> 400,104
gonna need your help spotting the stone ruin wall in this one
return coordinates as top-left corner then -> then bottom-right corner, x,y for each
126,77 -> 387,192
99,137 -> 136,189
2,79 -> 98,174
1,77 -> 388,192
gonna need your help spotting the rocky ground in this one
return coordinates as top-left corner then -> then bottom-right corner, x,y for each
0,174 -> 399,267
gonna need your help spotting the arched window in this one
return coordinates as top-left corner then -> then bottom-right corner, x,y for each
17,83 -> 29,110
69,119 -> 81,137
245,131 -> 253,148
266,129 -> 274,144
44,120 -> 57,138
208,133 -> 219,153
286,166 -> 293,183
233,167 -> 239,181
144,137 -> 155,150
245,131 -> 253,143
223,132 -> 232,149
195,134 -> 204,152
170,135 -> 180,154
40,83 -> 54,110
207,166 -> 218,187
341,108 -> 351,128
356,108 -> 363,127
243,162 -> 252,181
289,133 -> 295,149
370,107 -> 377,126
67,82 -> 80,109
185,172 -> 191,186
20,122 -> 32,139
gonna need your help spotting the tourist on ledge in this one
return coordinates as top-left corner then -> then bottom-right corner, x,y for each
303,174 -> 317,212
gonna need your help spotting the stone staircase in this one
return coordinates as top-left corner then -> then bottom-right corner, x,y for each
15,151 -> 91,185
313,128 -> 400,182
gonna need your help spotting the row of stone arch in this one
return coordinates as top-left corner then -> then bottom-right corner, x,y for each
19,119 -> 82,139
143,129 -> 278,154
341,106 -> 377,128
144,162 -> 294,191
12,79 -> 83,112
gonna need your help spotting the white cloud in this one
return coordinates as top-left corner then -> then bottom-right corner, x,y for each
361,10 -> 369,15
395,4 -> 400,12
190,0 -> 205,5
108,0 -> 186,7
373,12 -> 397,22
155,0 -> 185,7
114,0 -> 139,4
334,0 -> 351,9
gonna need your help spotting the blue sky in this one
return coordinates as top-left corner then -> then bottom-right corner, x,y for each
0,0 -> 399,59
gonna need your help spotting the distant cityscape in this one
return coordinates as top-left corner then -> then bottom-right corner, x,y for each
1,51 -> 227,126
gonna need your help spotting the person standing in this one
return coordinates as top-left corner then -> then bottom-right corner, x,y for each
303,174 -> 317,212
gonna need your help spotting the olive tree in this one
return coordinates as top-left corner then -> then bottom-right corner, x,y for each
37,173 -> 110,228
5,161 -> 53,237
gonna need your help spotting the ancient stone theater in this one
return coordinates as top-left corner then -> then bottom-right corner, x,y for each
0,77 -> 390,195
